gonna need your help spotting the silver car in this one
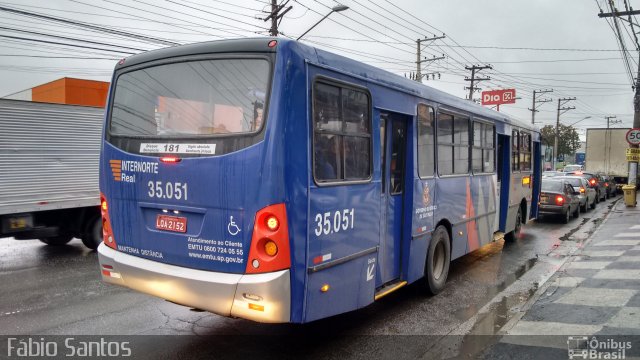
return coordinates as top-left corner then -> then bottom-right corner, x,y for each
556,176 -> 596,212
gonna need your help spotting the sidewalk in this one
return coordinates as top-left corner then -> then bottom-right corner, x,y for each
483,198 -> 640,358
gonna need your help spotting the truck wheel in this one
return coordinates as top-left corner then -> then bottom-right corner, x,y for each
81,215 -> 102,250
423,225 -> 451,295
504,208 -> 522,242
39,236 -> 73,246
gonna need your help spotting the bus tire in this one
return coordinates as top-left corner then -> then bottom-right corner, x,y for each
504,208 -> 522,242
81,215 -> 102,250
39,236 -> 73,246
424,225 -> 451,295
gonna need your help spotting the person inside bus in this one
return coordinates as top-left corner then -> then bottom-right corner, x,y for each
315,135 -> 339,180
252,102 -> 264,131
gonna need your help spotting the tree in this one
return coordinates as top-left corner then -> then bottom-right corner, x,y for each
540,124 -> 581,157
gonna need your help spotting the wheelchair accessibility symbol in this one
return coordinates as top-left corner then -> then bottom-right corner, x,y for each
227,216 -> 241,236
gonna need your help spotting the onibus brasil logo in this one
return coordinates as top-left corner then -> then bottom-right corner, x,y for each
567,336 -> 632,359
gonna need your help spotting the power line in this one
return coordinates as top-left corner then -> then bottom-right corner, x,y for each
0,4 -> 179,46
0,34 -> 135,55
0,25 -> 149,52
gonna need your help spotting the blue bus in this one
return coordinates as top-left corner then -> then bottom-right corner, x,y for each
98,38 -> 541,323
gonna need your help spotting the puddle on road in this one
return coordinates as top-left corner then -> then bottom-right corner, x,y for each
437,258 -> 542,358
466,284 -> 538,336
453,257 -> 538,322
558,217 -> 590,241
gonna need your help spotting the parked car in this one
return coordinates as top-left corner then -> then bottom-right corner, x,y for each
556,176 -> 597,212
539,178 -> 581,223
599,174 -> 618,197
567,171 -> 607,203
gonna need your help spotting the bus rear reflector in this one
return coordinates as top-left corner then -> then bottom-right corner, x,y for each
101,193 -> 117,250
245,203 -> 290,274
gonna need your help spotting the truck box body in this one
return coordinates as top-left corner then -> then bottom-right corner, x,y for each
0,99 -> 104,248
585,128 -> 630,178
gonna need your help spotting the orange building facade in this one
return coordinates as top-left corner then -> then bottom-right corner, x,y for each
31,78 -> 110,108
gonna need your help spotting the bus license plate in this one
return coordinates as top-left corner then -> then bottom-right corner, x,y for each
156,215 -> 187,233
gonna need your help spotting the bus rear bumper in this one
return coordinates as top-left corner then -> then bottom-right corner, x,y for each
97,243 -> 291,323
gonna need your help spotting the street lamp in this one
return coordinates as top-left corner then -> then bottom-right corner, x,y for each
568,116 -> 591,127
296,4 -> 349,41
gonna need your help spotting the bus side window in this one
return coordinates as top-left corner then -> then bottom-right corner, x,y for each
512,130 -> 520,171
312,80 -> 371,183
314,134 -> 341,180
417,104 -> 435,178
380,117 -> 386,193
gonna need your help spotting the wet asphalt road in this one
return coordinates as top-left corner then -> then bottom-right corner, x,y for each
0,195 -> 621,358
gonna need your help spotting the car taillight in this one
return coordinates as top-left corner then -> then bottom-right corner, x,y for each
555,195 -> 565,205
605,182 -> 609,187
245,203 -> 290,274
580,186 -> 585,194
100,193 -> 117,250
590,179 -> 596,186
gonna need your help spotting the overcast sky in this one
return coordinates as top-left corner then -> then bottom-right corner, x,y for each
0,0 -> 636,138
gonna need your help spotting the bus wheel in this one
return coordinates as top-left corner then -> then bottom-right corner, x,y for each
504,208 -> 522,242
39,236 -> 73,246
424,225 -> 451,295
81,215 -> 102,250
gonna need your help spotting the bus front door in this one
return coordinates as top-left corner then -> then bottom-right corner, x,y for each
379,113 -> 408,286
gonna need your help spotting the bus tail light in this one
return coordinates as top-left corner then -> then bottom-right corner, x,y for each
160,156 -> 181,163
245,203 -> 290,274
555,195 -> 565,205
101,193 -> 117,250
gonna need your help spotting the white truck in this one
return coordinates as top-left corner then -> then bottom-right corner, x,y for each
585,128 -> 634,189
0,99 -> 103,249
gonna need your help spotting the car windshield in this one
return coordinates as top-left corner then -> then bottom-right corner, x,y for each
558,177 -> 582,187
564,165 -> 582,172
541,180 -> 564,192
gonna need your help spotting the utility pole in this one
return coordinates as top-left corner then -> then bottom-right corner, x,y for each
554,97 -> 576,170
464,65 -> 492,101
412,35 -> 445,82
264,0 -> 292,36
598,3 -> 640,191
605,115 -> 621,128
529,89 -> 553,125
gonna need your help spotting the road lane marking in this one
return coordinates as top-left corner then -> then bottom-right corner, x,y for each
554,287 -> 636,307
568,261 -> 611,270
594,269 -> 640,280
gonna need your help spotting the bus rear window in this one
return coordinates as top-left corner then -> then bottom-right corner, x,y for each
109,58 -> 270,138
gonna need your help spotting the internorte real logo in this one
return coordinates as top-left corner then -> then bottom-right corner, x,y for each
109,159 -> 158,183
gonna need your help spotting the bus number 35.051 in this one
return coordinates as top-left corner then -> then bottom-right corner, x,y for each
314,208 -> 355,236
147,181 -> 188,200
